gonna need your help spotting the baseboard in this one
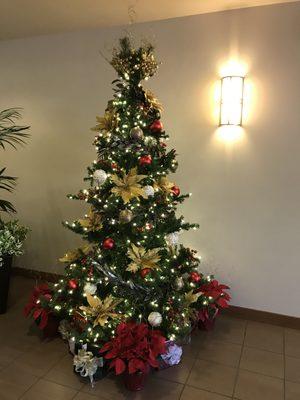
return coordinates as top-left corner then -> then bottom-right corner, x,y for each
12,267 -> 63,283
224,305 -> 300,330
12,267 -> 299,330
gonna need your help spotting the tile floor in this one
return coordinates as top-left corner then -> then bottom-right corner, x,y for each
0,276 -> 299,400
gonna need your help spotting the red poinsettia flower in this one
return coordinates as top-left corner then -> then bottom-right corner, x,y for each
24,284 -> 52,330
100,322 -> 166,375
198,279 -> 231,309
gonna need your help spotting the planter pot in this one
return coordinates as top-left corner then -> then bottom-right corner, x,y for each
124,368 -> 149,391
43,315 -> 60,338
0,255 -> 13,314
198,317 -> 216,331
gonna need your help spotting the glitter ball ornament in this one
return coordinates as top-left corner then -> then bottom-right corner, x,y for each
139,155 -> 152,166
84,282 -> 97,295
190,271 -> 201,282
150,120 -> 163,133
171,185 -> 180,197
148,311 -> 162,327
119,209 -> 133,223
130,126 -> 144,140
93,169 -> 107,186
140,268 -> 151,278
68,279 -> 78,290
176,277 -> 184,289
165,232 -> 179,246
144,185 -> 155,197
102,238 -> 115,250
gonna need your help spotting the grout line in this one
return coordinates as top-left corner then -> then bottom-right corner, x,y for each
232,319 -> 248,398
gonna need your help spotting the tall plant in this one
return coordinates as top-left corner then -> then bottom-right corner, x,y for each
0,108 -> 30,214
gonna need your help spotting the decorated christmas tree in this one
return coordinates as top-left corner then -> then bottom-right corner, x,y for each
25,36 -> 230,389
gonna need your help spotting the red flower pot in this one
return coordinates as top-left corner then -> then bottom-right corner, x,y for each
124,369 -> 149,391
198,317 -> 216,331
43,315 -> 59,338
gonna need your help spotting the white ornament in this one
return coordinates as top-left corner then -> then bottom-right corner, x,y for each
148,311 -> 162,327
84,282 -> 97,295
93,169 -> 107,186
165,232 -> 179,246
175,277 -> 184,289
144,185 -> 155,197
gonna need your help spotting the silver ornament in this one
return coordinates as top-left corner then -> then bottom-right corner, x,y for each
84,282 -> 97,295
148,311 -> 162,327
119,209 -> 133,223
93,169 -> 107,186
165,232 -> 179,246
144,185 -> 155,197
175,277 -> 184,289
130,126 -> 144,140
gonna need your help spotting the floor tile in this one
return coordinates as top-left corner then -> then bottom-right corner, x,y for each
234,370 -> 284,400
240,347 -> 284,378
153,355 -> 195,384
44,354 -> 84,390
83,374 -> 183,399
245,322 -> 283,353
74,393 -> 99,400
285,329 -> 300,358
20,379 -> 77,400
285,381 -> 300,400
181,385 -> 230,400
285,356 -> 300,383
197,339 -> 242,367
0,363 -> 39,391
0,379 -> 28,400
207,316 -> 246,344
187,359 -> 236,396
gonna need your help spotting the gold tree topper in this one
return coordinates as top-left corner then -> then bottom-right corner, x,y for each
127,243 -> 161,273
111,168 -> 147,204
80,294 -> 122,327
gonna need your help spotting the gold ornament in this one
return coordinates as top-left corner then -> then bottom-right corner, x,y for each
153,177 -> 175,195
80,294 -> 122,327
119,209 -> 133,223
184,290 -> 201,306
127,244 -> 161,273
144,89 -> 163,112
59,244 -> 93,263
78,209 -> 102,232
111,168 -> 147,204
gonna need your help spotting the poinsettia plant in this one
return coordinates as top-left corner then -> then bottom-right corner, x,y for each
100,322 -> 166,375
24,283 -> 53,329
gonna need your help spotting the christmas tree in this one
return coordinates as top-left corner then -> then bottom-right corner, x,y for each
26,37 -> 230,384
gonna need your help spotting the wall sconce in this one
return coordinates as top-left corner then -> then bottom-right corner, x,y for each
219,76 -> 245,126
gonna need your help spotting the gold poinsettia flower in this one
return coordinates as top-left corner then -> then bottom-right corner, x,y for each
78,209 -> 102,232
91,109 -> 117,134
59,244 -> 93,263
153,176 -> 174,195
184,290 -> 201,306
111,168 -> 147,204
80,294 -> 122,327
127,244 -> 161,273
144,89 -> 163,112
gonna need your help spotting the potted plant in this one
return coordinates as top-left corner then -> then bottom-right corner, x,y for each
100,322 -> 166,391
0,108 -> 29,314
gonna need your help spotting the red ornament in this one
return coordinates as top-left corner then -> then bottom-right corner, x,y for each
68,279 -> 78,289
139,155 -> 152,166
171,185 -> 180,197
140,268 -> 151,278
103,238 -> 115,250
150,120 -> 163,133
190,272 -> 201,283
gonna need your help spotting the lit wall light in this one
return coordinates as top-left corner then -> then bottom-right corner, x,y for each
219,75 -> 245,126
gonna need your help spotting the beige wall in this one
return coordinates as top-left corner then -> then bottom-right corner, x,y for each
1,2 -> 299,316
